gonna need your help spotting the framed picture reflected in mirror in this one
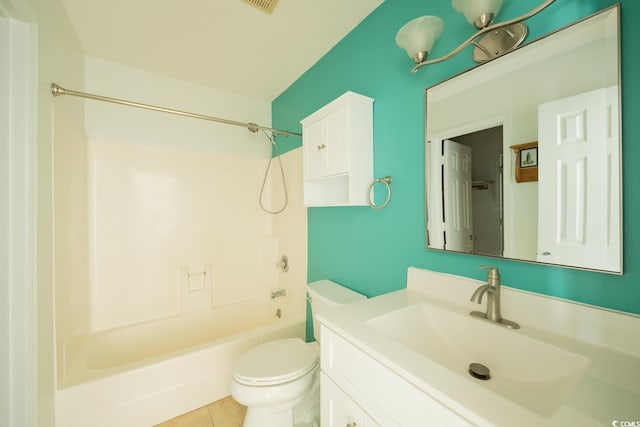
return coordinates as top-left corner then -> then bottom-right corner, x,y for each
511,141 -> 538,183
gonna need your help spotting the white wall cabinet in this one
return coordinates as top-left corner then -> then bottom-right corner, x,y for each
300,91 -> 373,207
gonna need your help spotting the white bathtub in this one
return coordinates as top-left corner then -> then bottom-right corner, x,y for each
55,309 -> 306,427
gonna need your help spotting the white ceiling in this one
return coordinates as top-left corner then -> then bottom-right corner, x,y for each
61,0 -> 384,101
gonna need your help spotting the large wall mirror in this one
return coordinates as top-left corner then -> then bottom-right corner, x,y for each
425,5 -> 622,274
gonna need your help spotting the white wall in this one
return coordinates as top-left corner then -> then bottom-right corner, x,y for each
84,57 -> 272,157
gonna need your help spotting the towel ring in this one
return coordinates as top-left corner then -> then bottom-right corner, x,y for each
367,176 -> 392,210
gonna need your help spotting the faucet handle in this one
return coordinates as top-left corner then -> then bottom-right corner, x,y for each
480,265 -> 500,282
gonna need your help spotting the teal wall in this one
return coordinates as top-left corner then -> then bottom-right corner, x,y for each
272,0 -> 640,332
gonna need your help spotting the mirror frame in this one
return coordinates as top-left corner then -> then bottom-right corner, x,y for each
424,4 -> 622,274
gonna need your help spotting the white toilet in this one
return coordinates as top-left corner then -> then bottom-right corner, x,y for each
231,280 -> 367,427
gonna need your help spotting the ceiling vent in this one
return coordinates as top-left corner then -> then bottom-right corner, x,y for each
242,0 -> 279,14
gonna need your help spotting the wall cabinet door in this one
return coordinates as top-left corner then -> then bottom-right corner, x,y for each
303,109 -> 349,180
322,108 -> 349,176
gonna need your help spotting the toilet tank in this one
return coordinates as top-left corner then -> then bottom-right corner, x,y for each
307,279 -> 367,343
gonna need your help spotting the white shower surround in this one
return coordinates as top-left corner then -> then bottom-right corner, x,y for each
55,143 -> 308,425
53,56 -> 308,426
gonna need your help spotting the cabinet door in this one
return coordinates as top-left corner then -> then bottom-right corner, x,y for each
323,108 -> 349,176
321,373 -> 379,427
304,108 -> 350,180
304,119 -> 328,180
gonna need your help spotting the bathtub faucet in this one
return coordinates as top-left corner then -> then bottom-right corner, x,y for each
271,289 -> 286,299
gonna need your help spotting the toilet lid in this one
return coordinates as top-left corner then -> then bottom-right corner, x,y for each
234,338 -> 318,386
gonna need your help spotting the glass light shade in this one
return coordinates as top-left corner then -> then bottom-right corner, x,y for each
396,16 -> 444,62
452,0 -> 503,26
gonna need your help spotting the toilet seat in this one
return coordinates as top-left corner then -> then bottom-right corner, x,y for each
233,338 -> 318,386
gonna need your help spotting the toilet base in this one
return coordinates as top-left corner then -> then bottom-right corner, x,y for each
243,406 -> 293,427
240,373 -> 320,427
292,382 -> 319,426
242,400 -> 319,427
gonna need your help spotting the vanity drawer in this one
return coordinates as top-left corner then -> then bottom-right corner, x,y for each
321,372 -> 379,427
321,326 -> 473,427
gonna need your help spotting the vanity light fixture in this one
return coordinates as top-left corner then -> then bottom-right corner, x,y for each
396,0 -> 556,73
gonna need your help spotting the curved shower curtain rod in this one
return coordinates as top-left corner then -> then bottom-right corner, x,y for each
50,83 -> 302,138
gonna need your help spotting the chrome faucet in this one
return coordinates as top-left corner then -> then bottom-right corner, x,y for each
470,266 -> 520,329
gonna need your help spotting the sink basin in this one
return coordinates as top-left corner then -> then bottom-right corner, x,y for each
366,302 -> 590,416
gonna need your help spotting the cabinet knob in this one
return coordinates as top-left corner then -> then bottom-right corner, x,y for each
317,143 -> 326,150
346,423 -> 357,427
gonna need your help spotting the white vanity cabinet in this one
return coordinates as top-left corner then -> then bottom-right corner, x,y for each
300,91 -> 373,207
317,266 -> 640,426
320,326 -> 472,427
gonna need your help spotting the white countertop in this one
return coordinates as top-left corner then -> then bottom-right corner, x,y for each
316,267 -> 640,426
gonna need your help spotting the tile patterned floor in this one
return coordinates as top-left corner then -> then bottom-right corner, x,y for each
155,396 -> 246,427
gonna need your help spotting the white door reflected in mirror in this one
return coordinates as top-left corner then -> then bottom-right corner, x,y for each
537,86 -> 620,272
